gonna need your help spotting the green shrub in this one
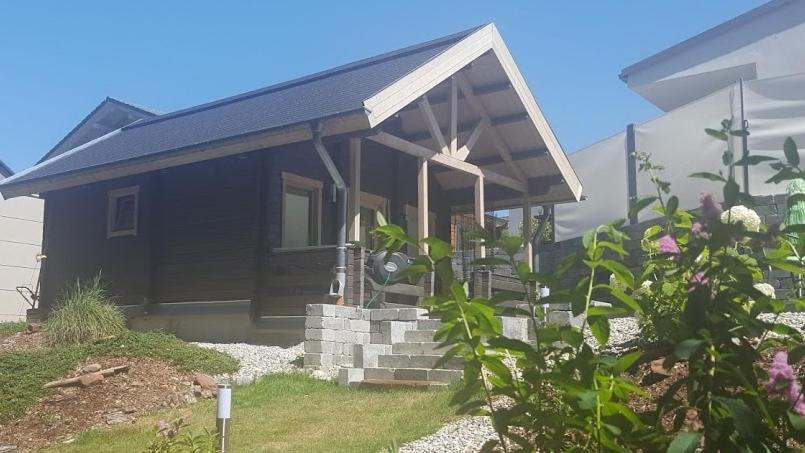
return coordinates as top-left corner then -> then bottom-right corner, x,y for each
144,418 -> 219,453
45,274 -> 126,346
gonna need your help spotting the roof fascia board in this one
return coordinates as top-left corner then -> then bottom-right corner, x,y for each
363,24 -> 495,127
488,25 -> 582,201
0,160 -> 13,178
619,0 -> 795,82
0,111 -> 369,198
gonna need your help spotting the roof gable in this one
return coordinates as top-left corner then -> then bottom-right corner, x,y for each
40,97 -> 157,163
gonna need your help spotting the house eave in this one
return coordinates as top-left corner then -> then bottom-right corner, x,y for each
0,110 -> 370,199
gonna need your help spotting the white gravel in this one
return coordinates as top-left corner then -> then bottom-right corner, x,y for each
397,416 -> 498,453
195,342 -> 304,384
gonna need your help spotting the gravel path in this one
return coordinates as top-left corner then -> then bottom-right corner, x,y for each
195,342 -> 304,384
397,417 -> 498,453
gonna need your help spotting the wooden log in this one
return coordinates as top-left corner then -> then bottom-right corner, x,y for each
44,365 -> 130,388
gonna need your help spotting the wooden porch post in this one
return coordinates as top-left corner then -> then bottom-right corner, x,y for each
348,138 -> 361,242
418,157 -> 429,254
474,175 -> 485,258
522,194 -> 533,270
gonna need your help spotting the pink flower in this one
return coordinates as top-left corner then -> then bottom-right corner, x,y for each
688,272 -> 710,293
766,351 -> 805,414
691,222 -> 710,240
658,235 -> 680,255
699,193 -> 722,221
156,419 -> 170,435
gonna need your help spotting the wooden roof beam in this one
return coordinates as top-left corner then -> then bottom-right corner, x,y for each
455,72 -> 527,183
366,132 -> 524,192
417,95 -> 449,154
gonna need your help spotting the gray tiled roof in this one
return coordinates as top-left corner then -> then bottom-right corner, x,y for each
4,26 -> 481,188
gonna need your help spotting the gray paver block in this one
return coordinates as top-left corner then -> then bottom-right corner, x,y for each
338,368 -> 364,387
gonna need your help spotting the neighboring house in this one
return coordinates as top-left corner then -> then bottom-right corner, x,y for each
0,160 -> 42,321
512,0 -> 805,246
0,24 -> 581,343
538,0 -> 805,297
620,0 -> 805,111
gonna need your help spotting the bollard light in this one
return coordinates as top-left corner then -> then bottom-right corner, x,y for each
216,382 -> 232,452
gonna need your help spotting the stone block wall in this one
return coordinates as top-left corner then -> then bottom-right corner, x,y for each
538,194 -> 796,296
303,304 -> 428,369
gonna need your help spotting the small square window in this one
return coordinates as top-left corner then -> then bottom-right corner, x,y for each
107,186 -> 139,238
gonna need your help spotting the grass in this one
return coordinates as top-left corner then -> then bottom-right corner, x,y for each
42,373 -> 457,453
0,320 -> 26,336
0,330 -> 238,423
45,275 -> 126,346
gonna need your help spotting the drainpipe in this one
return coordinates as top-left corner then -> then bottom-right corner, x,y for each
311,122 -> 348,299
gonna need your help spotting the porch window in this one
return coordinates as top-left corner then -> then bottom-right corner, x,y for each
359,192 -> 389,250
107,186 -> 139,238
281,172 -> 322,248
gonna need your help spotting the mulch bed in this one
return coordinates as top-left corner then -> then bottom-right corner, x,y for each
0,331 -> 45,355
0,354 -> 209,452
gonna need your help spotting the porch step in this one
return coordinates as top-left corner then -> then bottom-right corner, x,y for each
377,354 -> 463,370
356,379 -> 448,390
404,329 -> 438,343
364,367 -> 462,383
392,341 -> 448,355
417,319 -> 443,330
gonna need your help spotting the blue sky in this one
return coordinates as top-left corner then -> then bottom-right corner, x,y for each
0,0 -> 766,172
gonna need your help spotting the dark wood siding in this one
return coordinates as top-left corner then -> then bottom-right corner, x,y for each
153,155 -> 259,302
40,174 -> 154,309
39,138 -> 453,316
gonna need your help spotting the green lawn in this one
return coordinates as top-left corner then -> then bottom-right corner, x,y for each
42,373 -> 457,453
0,330 -> 238,423
0,320 -> 26,336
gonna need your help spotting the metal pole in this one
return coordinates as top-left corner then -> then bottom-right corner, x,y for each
216,383 -> 232,452
626,123 -> 638,224
739,78 -> 750,194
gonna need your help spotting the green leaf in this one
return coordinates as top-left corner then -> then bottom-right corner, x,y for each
422,237 -> 452,262
689,171 -> 726,182
667,431 -> 702,453
600,260 -> 634,288
615,350 -> 641,373
733,155 -> 777,166
630,196 -> 658,218
589,316 -> 610,346
587,306 -> 630,317
674,339 -> 704,360
577,390 -> 598,410
716,397 -> 761,448
723,178 -> 740,207
788,410 -> 805,431
665,195 -> 679,218
768,259 -> 805,275
784,137 -> 799,167
375,209 -> 388,226
608,287 -> 643,314
500,235 -> 523,257
705,128 -> 728,141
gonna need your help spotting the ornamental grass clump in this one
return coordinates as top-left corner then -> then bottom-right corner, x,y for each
373,119 -> 805,451
45,274 -> 126,346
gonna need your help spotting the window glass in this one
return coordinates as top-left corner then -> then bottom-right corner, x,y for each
283,186 -> 312,247
112,194 -> 136,233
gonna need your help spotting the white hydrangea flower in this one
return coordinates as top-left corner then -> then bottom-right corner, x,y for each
634,280 -> 653,297
720,205 -> 761,232
753,282 -> 776,299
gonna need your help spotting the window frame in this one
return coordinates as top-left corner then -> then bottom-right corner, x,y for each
107,185 -> 140,238
281,172 -> 323,248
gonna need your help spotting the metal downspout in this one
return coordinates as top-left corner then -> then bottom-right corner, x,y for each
311,122 -> 348,299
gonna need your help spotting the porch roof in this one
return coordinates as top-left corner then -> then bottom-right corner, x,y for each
1,24 -> 581,207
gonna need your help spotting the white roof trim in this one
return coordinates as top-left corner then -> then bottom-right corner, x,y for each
365,24 -> 581,202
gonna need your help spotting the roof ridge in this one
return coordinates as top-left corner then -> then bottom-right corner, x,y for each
0,158 -> 13,178
125,24 -> 486,131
